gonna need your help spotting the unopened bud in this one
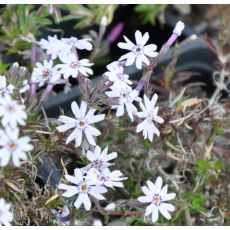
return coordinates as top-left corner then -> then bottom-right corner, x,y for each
101,16 -> 107,27
173,21 -> 185,36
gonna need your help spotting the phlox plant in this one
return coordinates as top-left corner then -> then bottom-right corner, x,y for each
0,17 -> 185,226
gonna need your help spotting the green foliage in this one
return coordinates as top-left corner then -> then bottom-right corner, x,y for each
0,59 -> 9,74
0,5 -> 52,54
134,4 -> 167,25
194,159 -> 223,175
129,216 -> 151,226
124,178 -> 141,197
141,138 -> 152,150
59,4 -> 118,28
214,120 -> 224,136
195,159 -> 212,174
185,191 -> 209,212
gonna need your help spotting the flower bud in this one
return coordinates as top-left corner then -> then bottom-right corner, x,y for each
173,21 -> 185,36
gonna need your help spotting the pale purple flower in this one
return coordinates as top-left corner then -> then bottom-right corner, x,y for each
86,167 -> 127,189
105,61 -> 132,89
0,198 -> 13,226
0,76 -> 14,94
136,94 -> 164,142
58,168 -> 107,211
137,177 -> 176,223
56,53 -> 93,79
31,60 -> 61,86
39,35 -> 69,60
81,145 -> 117,172
56,101 -> 105,147
106,85 -> 141,122
62,37 -> 93,51
118,30 -> 158,69
0,94 -> 27,128
0,127 -> 33,167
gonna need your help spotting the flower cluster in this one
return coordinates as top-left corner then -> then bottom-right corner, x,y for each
31,35 -> 94,94
0,74 -> 33,225
0,17 -> 185,226
0,78 -> 33,168
58,145 -> 126,211
57,99 -> 126,210
105,31 -> 164,141
56,24 -> 184,223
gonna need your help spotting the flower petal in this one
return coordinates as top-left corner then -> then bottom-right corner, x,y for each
71,101 -> 81,119
155,176 -> 163,194
162,193 -> 176,201
151,206 -> 159,223
145,203 -> 154,217
137,196 -> 152,203
159,205 -> 172,220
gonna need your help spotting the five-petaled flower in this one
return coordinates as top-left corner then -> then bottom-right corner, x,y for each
118,30 -> 158,69
57,101 -> 105,147
137,176 -> 176,223
105,61 -> 132,89
0,127 -> 33,167
0,94 -> 27,129
136,94 -> 164,142
0,198 -> 13,226
39,35 -> 70,60
81,145 -> 117,172
57,53 -> 93,79
86,167 -> 127,189
31,60 -> 61,87
58,168 -> 107,211
106,85 -> 141,122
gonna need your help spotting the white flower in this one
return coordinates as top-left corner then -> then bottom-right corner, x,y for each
86,168 -> 127,189
0,198 -> 13,226
173,21 -> 185,36
0,94 -> 27,128
19,80 -> 30,94
118,30 -> 158,69
106,85 -> 141,122
93,219 -> 103,226
136,94 -> 164,142
62,37 -> 93,51
57,101 -> 105,147
56,53 -> 93,79
106,61 -> 124,73
81,145 -> 117,171
0,127 -> 33,167
31,60 -> 61,86
137,177 -> 176,223
0,76 -> 14,94
39,35 -> 69,60
58,168 -> 107,211
105,202 -> 116,211
105,62 -> 132,89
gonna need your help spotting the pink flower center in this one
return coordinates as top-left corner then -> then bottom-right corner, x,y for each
6,104 -> 15,113
71,62 -> 79,69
